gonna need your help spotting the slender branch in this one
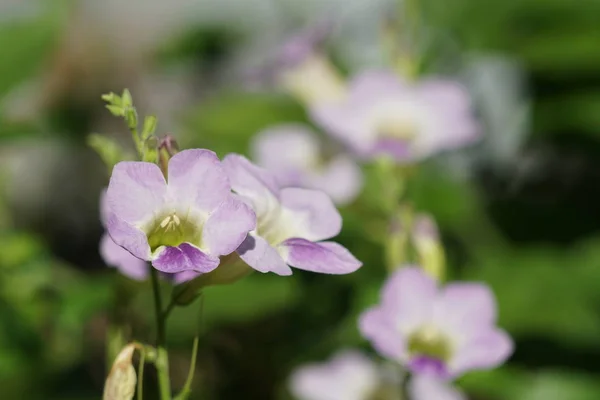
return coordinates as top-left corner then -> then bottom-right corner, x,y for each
150,267 -> 171,400
173,336 -> 199,400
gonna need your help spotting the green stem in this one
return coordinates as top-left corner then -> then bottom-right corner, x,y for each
173,336 -> 199,400
150,267 -> 171,400
137,349 -> 145,400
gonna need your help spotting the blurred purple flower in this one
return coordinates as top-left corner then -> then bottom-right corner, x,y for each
223,154 -> 361,276
289,350 -> 380,400
359,267 -> 513,380
409,375 -> 466,400
312,71 -> 480,162
105,149 -> 256,275
251,124 -> 363,205
247,21 -> 346,105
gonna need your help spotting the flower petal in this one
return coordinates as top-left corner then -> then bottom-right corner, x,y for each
310,155 -> 363,205
433,283 -> 498,336
279,238 -> 361,274
359,308 -> 406,361
222,154 -> 281,218
382,267 -> 437,333
167,149 -> 230,212
202,195 -> 256,256
152,243 -> 220,274
289,350 -> 379,400
279,187 -> 341,241
348,70 -> 408,103
409,376 -> 466,400
100,233 -> 148,280
223,154 -> 279,198
251,124 -> 320,177
106,214 -> 152,260
107,161 -> 167,225
449,329 -> 513,377
236,234 -> 292,275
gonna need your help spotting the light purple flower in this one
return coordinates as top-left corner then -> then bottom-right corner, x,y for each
222,154 -> 361,276
105,149 -> 256,275
251,124 -> 363,205
99,190 -> 148,280
312,70 -> 480,162
409,376 -> 466,400
289,350 -> 380,400
359,267 -> 513,380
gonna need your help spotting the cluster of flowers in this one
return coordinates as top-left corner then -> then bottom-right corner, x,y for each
99,23 -> 513,400
100,149 -> 362,281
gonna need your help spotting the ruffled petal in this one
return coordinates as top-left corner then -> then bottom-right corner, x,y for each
279,187 -> 341,241
107,161 -> 167,225
236,234 -> 292,275
279,238 -> 361,274
202,195 -> 256,256
100,233 -> 148,280
152,243 -> 220,274
167,149 -> 230,213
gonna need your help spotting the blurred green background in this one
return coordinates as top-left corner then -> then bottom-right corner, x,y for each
2,0 -> 600,399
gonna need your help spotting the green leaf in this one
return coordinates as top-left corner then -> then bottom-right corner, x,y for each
87,133 -> 128,170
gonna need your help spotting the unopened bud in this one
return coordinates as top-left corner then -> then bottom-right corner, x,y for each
412,214 -> 446,281
103,344 -> 138,400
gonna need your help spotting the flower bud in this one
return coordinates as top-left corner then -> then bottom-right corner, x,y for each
103,343 -> 137,400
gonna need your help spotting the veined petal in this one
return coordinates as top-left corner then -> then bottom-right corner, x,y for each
279,238 -> 361,274
382,267 -> 437,333
100,233 -> 148,281
107,161 -> 167,225
236,234 -> 292,275
202,196 -> 256,256
152,243 -> 219,274
449,329 -> 513,377
167,149 -> 230,213
359,308 -> 406,361
279,188 -> 341,241
106,214 -> 152,261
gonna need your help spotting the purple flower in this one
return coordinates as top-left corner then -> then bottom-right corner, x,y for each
312,71 -> 480,162
105,149 -> 256,275
409,376 -> 466,400
251,124 -> 363,205
222,154 -> 361,276
359,267 -> 513,380
99,190 -> 148,280
247,22 -> 346,106
289,350 -> 380,400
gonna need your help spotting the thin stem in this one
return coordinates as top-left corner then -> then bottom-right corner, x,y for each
150,267 -> 171,400
137,350 -> 145,400
173,336 -> 199,400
